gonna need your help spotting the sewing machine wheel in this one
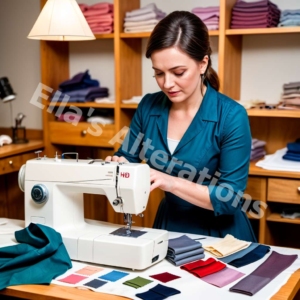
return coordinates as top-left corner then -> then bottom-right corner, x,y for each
18,164 -> 26,192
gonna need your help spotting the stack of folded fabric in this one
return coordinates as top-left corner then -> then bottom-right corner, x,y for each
281,206 -> 300,220
251,138 -> 266,161
278,81 -> 300,110
191,6 -> 219,30
166,235 -> 204,266
52,70 -> 109,103
180,257 -> 245,288
279,9 -> 300,27
282,138 -> 300,162
79,2 -> 114,34
230,0 -> 280,29
123,3 -> 166,33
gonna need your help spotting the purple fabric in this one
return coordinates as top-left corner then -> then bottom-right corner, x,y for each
201,267 -> 245,288
193,12 -> 219,21
252,139 -> 266,150
230,251 -> 298,296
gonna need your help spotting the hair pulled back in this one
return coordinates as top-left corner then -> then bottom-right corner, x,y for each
146,11 -> 219,91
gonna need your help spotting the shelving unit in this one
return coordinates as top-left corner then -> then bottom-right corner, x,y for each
40,0 -> 300,246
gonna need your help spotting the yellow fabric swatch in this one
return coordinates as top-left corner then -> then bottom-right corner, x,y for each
203,234 -> 251,258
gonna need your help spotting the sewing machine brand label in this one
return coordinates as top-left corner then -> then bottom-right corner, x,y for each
120,172 -> 130,178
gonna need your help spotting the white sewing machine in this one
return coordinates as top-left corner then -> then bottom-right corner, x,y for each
18,153 -> 168,270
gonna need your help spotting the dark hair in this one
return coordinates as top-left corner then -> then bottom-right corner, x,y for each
146,11 -> 219,91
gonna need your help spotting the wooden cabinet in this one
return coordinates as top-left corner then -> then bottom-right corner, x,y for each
40,0 -> 300,245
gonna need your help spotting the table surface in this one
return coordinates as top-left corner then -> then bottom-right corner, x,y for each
0,219 -> 300,300
0,140 -> 44,158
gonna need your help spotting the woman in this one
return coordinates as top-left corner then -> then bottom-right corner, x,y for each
106,11 -> 256,242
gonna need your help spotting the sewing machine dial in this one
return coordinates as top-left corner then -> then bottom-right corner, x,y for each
31,184 -> 48,204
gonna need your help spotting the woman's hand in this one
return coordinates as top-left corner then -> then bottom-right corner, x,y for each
150,168 -> 176,192
105,155 -> 129,163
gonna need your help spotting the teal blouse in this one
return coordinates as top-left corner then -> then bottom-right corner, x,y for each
115,83 -> 256,242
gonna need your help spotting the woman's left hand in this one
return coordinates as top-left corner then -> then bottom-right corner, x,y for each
150,168 -> 175,192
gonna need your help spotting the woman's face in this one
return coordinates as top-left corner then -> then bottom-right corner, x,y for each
151,47 -> 207,104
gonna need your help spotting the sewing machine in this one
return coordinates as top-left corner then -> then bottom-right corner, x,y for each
18,153 -> 168,270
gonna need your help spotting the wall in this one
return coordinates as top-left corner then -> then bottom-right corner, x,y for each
0,0 -> 299,131
0,0 -> 41,129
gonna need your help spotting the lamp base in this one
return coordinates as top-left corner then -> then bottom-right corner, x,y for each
12,126 -> 29,144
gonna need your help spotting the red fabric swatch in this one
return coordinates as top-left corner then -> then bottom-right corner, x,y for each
181,258 -> 226,278
149,272 -> 181,283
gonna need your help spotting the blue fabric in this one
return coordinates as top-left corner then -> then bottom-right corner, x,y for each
84,279 -> 107,289
99,270 -> 129,282
283,151 -> 300,162
0,223 -> 72,290
59,70 -> 99,92
229,244 -> 270,268
287,142 -> 300,154
136,284 -> 181,300
114,83 -> 255,242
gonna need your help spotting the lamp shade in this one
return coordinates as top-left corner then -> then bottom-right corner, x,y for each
27,0 -> 95,41
0,77 -> 16,102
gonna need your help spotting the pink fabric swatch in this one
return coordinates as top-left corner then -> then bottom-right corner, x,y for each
75,266 -> 104,276
58,274 -> 87,284
201,267 -> 245,288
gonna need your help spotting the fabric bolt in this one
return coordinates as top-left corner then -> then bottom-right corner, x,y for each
181,257 -> 226,278
201,266 -> 245,288
136,284 -> 181,300
149,272 -> 181,283
167,235 -> 202,255
123,276 -> 153,289
99,270 -> 129,282
59,274 -> 86,284
219,242 -> 259,264
84,279 -> 107,289
229,244 -> 271,268
203,234 -> 251,258
75,266 -> 104,276
230,251 -> 298,296
0,223 -> 72,290
115,83 -> 256,241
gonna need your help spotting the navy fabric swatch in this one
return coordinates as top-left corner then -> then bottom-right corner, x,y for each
229,244 -> 271,268
84,279 -> 107,289
136,284 -> 181,300
0,223 -> 72,290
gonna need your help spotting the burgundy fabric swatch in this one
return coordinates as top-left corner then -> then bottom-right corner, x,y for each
149,272 -> 181,283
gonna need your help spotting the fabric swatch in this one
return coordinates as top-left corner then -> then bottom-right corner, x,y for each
58,274 -> 86,284
149,272 -> 181,283
123,276 -> 153,289
168,235 -> 202,255
83,279 -> 107,289
136,284 -> 181,300
181,258 -> 226,278
99,270 -> 129,282
203,234 -> 251,258
201,267 -> 245,288
229,244 -> 270,268
75,266 -> 104,276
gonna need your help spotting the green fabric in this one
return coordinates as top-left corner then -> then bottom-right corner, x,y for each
0,223 -> 72,290
123,276 -> 153,289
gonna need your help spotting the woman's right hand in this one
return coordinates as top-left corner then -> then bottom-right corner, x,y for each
105,155 -> 129,163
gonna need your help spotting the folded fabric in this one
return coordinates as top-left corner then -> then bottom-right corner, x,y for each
59,70 -> 99,92
0,223 -> 72,290
149,272 -> 180,283
124,11 -> 165,22
125,3 -> 161,18
201,267 -> 245,288
136,284 -> 180,300
124,19 -> 160,28
124,25 -> 156,33
123,276 -> 152,289
230,251 -> 298,296
229,244 -> 271,268
281,206 -> 300,219
203,234 -> 251,258
167,247 -> 204,261
287,141 -> 300,153
167,235 -> 203,255
219,242 -> 259,264
252,138 -> 266,149
283,152 -> 300,162
180,257 -> 226,278
87,116 -> 114,124
166,252 -> 205,266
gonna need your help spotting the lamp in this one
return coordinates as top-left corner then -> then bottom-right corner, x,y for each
0,77 -> 28,144
27,0 -> 95,41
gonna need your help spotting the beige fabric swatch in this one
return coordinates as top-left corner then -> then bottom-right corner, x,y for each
203,234 -> 251,258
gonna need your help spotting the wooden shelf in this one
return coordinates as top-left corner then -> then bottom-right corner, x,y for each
249,161 -> 300,179
246,212 -> 260,220
226,26 -> 300,36
0,140 -> 44,158
247,109 -> 300,118
46,101 -> 115,109
94,33 -> 114,39
120,30 -> 219,38
267,212 -> 300,224
120,103 -> 138,109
